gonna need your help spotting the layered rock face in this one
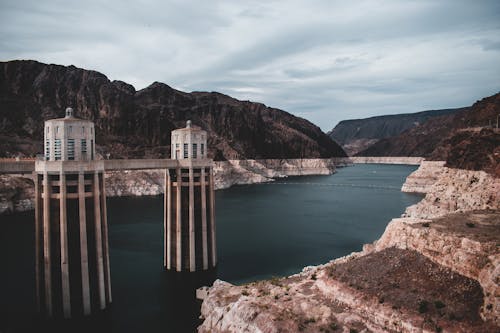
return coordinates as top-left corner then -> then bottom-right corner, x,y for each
0,60 -> 345,161
214,158 -> 336,189
401,161 -> 446,193
328,108 -> 464,156
403,167 -> 499,219
198,163 -> 500,332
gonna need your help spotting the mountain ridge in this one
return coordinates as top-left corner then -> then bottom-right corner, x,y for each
328,108 -> 466,155
0,59 -> 346,160
358,92 -> 500,176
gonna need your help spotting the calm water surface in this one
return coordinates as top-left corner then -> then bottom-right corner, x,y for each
0,164 -> 422,332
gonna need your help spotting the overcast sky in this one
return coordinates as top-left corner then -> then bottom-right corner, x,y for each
1,1 -> 499,130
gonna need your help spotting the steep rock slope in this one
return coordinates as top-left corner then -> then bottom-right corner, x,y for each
358,92 -> 500,176
0,60 -> 345,160
328,108 -> 464,155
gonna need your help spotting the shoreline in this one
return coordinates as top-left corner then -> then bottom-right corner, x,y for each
0,157 -> 425,215
197,162 -> 500,332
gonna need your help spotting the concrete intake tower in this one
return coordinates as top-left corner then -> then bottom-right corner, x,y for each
34,108 -> 111,318
165,120 -> 217,272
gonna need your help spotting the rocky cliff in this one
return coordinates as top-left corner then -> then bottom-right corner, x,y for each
197,162 -> 500,332
357,93 -> 500,177
0,60 -> 345,160
328,108 -> 464,155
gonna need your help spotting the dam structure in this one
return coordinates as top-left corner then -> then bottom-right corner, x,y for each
0,108 -> 218,320
34,107 -> 112,318
165,120 -> 217,272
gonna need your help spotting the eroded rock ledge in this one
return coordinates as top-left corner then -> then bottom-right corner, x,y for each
197,163 -> 500,332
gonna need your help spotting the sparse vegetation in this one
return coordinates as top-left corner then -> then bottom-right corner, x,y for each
434,300 -> 445,309
419,300 -> 429,313
311,273 -> 317,280
241,290 -> 249,296
423,222 -> 430,227
465,222 -> 475,228
270,276 -> 282,286
349,329 -> 358,333
329,322 -> 338,330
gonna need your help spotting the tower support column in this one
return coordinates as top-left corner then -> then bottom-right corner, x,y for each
165,169 -> 172,269
201,167 -> 208,270
93,171 -> 106,310
209,166 -> 216,266
189,167 -> 195,272
42,172 -> 53,316
59,171 -> 71,318
78,172 -> 91,315
176,167 -> 182,271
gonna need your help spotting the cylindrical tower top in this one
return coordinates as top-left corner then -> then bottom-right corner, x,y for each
44,107 -> 96,161
171,121 -> 207,160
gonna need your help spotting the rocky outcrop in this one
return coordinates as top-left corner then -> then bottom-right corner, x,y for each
105,170 -> 164,197
214,159 -> 336,189
371,213 -> 499,324
401,161 -> 446,193
198,163 -> 500,332
0,175 -> 34,214
328,108 -> 465,156
403,167 -> 499,219
0,60 -> 346,160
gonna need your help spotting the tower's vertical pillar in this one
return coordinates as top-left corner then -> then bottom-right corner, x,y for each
34,172 -> 41,312
100,173 -> 112,304
209,165 -> 216,266
165,169 -> 171,269
93,171 -> 105,310
201,167 -> 208,270
188,167 -> 195,272
42,171 -> 53,316
176,167 -> 182,272
78,172 -> 91,316
59,171 -> 71,318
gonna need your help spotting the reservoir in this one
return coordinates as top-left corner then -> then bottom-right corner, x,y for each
0,164 -> 422,332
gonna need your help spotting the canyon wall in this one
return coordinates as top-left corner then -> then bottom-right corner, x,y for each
328,108 -> 464,156
197,162 -> 500,332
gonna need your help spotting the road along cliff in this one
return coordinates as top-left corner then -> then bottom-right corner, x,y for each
197,162 -> 500,333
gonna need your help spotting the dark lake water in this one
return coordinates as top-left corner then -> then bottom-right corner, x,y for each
0,164 -> 422,332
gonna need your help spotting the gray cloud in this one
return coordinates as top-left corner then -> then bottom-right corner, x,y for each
1,0 -> 499,131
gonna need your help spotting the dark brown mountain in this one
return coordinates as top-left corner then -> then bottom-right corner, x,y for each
358,92 -> 500,176
0,60 -> 346,160
327,108 -> 465,156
